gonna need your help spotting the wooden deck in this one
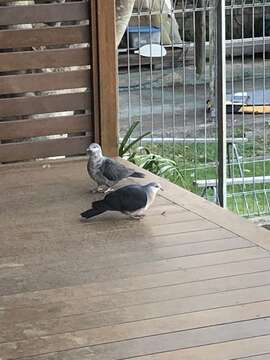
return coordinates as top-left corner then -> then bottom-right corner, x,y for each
1,158 -> 270,360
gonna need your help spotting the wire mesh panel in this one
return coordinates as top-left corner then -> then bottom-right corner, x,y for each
226,0 -> 270,216
118,0 -> 219,201
118,0 -> 270,218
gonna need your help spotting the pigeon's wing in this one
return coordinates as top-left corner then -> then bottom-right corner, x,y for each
100,158 -> 130,182
103,185 -> 147,212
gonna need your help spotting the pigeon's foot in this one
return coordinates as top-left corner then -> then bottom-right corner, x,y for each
89,188 -> 98,193
104,187 -> 113,194
92,185 -> 108,193
90,186 -> 113,194
129,214 -> 145,220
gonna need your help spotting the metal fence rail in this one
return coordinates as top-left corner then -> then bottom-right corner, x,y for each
118,0 -> 270,217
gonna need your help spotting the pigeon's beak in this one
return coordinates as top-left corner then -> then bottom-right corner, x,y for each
159,186 -> 164,191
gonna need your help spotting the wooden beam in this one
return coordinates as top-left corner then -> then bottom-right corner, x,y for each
90,0 -> 118,157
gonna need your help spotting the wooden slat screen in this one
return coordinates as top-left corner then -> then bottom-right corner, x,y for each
0,0 -> 93,163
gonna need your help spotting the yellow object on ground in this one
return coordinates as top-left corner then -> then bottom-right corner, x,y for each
240,105 -> 270,114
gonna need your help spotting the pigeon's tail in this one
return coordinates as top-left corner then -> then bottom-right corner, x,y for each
129,171 -> 145,178
80,207 -> 106,219
81,199 -> 110,219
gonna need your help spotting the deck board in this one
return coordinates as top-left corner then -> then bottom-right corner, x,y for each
0,159 -> 270,360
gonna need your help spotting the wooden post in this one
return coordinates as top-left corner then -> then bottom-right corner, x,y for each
90,0 -> 118,157
195,0 -> 206,76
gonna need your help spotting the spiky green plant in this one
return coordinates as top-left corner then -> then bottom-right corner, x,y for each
118,121 -> 151,158
134,152 -> 187,188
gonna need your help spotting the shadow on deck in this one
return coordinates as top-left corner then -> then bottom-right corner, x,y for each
1,158 -> 270,360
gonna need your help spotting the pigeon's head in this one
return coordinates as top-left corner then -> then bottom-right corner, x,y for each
86,143 -> 102,158
147,182 -> 164,193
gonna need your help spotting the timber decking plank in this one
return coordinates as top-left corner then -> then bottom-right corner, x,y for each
0,247 -> 267,297
233,355 -> 270,360
3,318 -> 270,360
2,300 -> 270,343
0,238 -> 253,270
127,336 -> 270,360
0,227 -> 237,259
2,257 -> 270,309
0,215 -> 217,236
2,284 -> 270,351
1,270 -> 270,333
0,272 -> 270,326
0,226 -> 234,257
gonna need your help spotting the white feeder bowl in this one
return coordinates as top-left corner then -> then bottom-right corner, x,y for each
134,44 -> 167,58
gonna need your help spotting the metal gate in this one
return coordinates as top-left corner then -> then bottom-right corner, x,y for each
118,0 -> 270,217
0,0 -> 118,163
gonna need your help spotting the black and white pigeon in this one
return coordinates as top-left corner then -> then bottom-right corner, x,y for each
86,143 -> 145,192
81,182 -> 163,220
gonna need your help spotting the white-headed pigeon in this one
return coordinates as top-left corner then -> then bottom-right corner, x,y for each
86,143 -> 145,193
81,182 -> 163,220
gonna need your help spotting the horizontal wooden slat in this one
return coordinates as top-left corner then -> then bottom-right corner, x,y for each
0,25 -> 89,49
0,48 -> 90,72
0,70 -> 91,95
0,2 -> 89,26
0,136 -> 91,162
0,114 -> 92,140
0,92 -> 91,116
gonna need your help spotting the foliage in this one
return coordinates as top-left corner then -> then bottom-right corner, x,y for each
119,122 -> 187,188
119,123 -> 270,216
118,121 -> 151,158
134,150 -> 187,188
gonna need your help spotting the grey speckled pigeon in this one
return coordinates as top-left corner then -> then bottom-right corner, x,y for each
80,182 -> 163,220
86,143 -> 145,192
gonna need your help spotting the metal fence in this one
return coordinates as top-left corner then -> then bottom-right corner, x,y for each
118,0 -> 270,217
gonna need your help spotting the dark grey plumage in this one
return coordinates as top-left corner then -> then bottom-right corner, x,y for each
86,143 -> 145,192
81,182 -> 162,220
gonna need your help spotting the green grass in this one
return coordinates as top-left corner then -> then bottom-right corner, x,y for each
133,142 -> 270,217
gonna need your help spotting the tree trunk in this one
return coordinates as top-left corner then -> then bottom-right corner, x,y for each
116,0 -> 136,47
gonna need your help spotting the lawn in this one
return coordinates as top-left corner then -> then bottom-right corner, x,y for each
135,141 -> 270,217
